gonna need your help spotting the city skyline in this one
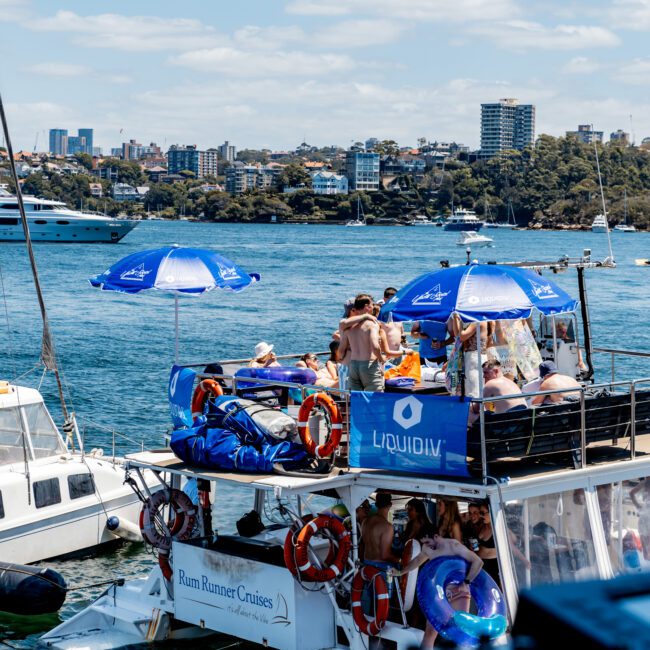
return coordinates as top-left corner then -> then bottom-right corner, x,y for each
2,1 -> 650,152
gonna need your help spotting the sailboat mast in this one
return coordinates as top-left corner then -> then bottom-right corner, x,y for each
0,92 -> 69,420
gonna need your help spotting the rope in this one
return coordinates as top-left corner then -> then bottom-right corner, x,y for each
0,260 -> 15,379
0,565 -> 125,592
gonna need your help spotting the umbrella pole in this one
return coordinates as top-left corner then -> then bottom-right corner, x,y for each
175,295 -> 179,364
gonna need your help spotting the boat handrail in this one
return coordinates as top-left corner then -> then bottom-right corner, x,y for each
592,347 -> 650,383
185,351 -> 331,368
75,415 -> 146,463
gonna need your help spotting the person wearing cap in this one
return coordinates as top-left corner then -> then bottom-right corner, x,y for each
249,341 -> 280,368
530,360 -> 581,406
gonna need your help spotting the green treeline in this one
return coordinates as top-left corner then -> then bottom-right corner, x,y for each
11,135 -> 650,228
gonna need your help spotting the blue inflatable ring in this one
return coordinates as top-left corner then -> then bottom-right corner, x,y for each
416,556 -> 507,647
234,366 -> 317,390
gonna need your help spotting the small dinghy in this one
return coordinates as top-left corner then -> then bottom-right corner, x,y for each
0,561 -> 66,615
456,230 -> 494,247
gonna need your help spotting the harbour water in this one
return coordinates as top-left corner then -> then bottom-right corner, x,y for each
0,222 -> 648,646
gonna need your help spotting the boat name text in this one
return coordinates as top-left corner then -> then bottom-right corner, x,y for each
177,570 -> 273,608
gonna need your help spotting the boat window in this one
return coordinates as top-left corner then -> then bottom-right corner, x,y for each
34,220 -> 47,225
0,218 -> 19,226
0,491 -> 4,519
68,473 -> 96,499
55,220 -> 70,225
0,405 -> 30,464
22,402 -> 67,459
0,204 -> 18,210
597,479 -> 650,576
504,489 -> 599,590
41,205 -> 55,211
34,478 -> 61,508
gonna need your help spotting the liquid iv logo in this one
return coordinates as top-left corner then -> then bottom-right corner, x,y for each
217,262 -> 240,282
393,396 -> 423,430
528,279 -> 558,300
169,370 -> 179,397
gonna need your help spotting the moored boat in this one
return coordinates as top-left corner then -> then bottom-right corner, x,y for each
456,230 -> 494,247
591,214 -> 608,233
443,207 -> 484,231
42,253 -> 650,650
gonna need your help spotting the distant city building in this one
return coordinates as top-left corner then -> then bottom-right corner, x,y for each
610,129 -> 630,145
345,151 -> 380,191
311,171 -> 348,195
49,129 -> 68,156
122,140 -> 144,160
167,145 -> 218,178
218,141 -> 237,163
480,98 -> 535,157
110,148 -> 123,158
78,129 -> 93,155
380,155 -> 426,180
89,183 -> 103,198
49,128 -> 93,156
365,137 -> 379,151
92,146 -> 103,157
566,124 -> 603,144
224,162 -> 280,195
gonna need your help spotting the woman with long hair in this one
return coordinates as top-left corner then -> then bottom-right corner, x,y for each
437,499 -> 463,542
403,498 -> 433,543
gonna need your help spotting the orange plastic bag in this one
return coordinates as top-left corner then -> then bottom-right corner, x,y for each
384,352 -> 421,382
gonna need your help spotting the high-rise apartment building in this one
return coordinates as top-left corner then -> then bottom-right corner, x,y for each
66,136 -> 87,155
345,151 -> 380,191
78,129 -> 93,155
566,125 -> 603,144
167,145 -> 218,178
218,141 -> 236,163
610,129 -> 630,145
480,99 -> 535,158
49,129 -> 68,156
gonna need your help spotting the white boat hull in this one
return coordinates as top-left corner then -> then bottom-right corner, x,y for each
0,216 -> 137,243
0,454 -> 148,564
591,226 -> 608,233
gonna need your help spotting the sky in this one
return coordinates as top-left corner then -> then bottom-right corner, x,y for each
1,0 -> 650,153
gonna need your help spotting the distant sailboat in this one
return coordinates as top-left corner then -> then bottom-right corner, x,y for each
484,198 -> 517,229
345,197 -> 367,227
614,189 -> 636,232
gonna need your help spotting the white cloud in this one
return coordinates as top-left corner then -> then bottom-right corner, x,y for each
468,21 -> 620,50
0,0 -> 30,22
313,19 -> 407,48
170,48 -> 356,76
562,56 -> 601,74
233,25 -> 306,50
617,58 -> 650,85
610,0 -> 650,30
28,11 -> 218,52
286,0 -> 517,22
25,62 -> 92,77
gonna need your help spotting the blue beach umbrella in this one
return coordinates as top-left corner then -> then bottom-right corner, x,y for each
90,245 -> 260,361
379,263 -> 578,324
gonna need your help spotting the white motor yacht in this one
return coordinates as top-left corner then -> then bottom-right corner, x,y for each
443,207 -> 483,231
0,190 -> 137,243
409,214 -> 435,226
456,230 -> 493,247
0,381 -> 151,564
591,214 -> 609,233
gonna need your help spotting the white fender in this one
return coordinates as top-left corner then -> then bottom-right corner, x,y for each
107,516 -> 143,543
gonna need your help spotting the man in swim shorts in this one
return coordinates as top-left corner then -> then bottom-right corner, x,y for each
391,534 -> 483,649
469,359 -> 527,423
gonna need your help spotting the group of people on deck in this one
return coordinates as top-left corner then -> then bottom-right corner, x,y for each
248,288 -> 584,414
356,492 -> 523,649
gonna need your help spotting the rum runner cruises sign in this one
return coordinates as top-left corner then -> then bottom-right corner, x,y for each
349,392 -> 470,477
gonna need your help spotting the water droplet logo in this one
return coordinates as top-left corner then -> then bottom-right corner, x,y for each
393,396 -> 423,430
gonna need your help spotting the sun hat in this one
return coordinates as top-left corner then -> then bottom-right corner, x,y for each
254,341 -> 274,359
539,360 -> 558,378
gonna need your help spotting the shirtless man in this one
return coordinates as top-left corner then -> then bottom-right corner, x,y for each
391,534 -> 483,649
361,492 -> 400,564
469,359 -> 527,423
338,294 -> 384,392
531,360 -> 581,405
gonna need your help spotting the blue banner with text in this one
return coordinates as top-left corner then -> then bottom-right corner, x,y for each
349,392 -> 470,477
169,365 -> 197,430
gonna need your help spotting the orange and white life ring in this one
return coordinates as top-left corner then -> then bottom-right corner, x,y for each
400,538 -> 421,612
139,489 -> 196,551
351,565 -> 390,636
297,392 -> 342,458
291,514 -> 350,582
283,515 -> 337,577
191,379 -> 224,418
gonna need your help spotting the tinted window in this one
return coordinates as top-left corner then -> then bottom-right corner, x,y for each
34,478 -> 61,508
55,220 -> 70,225
34,219 -> 47,225
68,473 -> 95,499
0,204 -> 18,209
0,491 -> 4,519
0,218 -> 19,225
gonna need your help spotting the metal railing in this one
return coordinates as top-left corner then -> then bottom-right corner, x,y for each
196,353 -> 650,483
593,347 -> 650,384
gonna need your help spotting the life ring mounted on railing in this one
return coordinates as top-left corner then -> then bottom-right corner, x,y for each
283,515 -> 337,578
297,392 -> 343,458
351,565 -> 390,636
139,489 -> 197,551
191,379 -> 224,418
284,514 -> 350,583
